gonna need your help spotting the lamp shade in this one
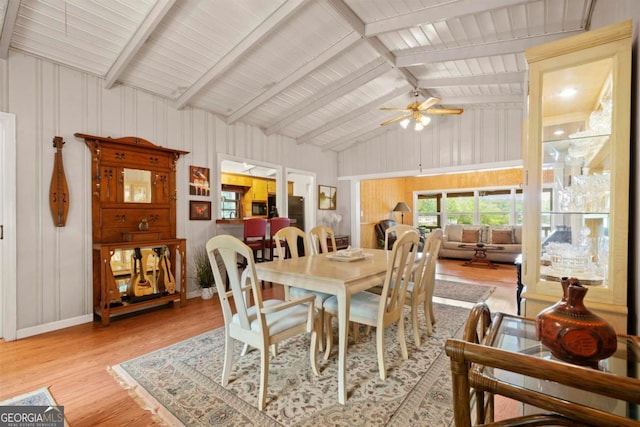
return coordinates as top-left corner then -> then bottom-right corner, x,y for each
393,202 -> 410,224
393,202 -> 411,213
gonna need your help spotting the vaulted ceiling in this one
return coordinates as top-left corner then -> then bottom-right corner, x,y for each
0,0 -> 595,152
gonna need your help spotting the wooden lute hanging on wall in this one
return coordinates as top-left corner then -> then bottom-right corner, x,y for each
49,136 -> 70,227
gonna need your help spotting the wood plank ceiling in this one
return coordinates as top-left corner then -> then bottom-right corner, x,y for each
0,0 -> 595,152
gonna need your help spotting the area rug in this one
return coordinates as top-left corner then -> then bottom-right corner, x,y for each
0,387 -> 58,406
433,279 -> 495,303
110,303 -> 470,426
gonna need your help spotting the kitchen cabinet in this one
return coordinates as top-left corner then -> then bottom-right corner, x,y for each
221,172 -> 252,187
252,178 -> 268,201
267,179 -> 276,194
521,20 -> 631,333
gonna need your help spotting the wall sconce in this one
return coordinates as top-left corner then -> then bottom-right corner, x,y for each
392,201 -> 411,224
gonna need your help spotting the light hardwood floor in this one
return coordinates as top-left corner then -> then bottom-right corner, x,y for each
0,258 -> 518,426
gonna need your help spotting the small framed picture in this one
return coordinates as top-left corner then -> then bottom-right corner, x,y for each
189,166 -> 210,196
189,200 -> 211,220
318,185 -> 337,210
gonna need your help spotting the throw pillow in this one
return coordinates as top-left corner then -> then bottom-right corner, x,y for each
461,228 -> 480,243
490,228 -> 514,245
446,224 -> 464,242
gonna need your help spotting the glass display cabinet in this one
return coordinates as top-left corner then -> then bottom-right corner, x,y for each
521,20 -> 632,333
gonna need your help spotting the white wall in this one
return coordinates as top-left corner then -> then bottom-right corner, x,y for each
0,51 -> 337,337
338,105 -> 524,177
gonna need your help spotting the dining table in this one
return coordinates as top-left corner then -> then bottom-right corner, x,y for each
254,248 -> 393,404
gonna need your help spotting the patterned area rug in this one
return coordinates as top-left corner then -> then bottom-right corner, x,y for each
0,387 -> 57,406
433,279 -> 495,303
110,303 -> 470,426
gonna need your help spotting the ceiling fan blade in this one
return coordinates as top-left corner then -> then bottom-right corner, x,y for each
425,107 -> 464,115
380,113 -> 411,127
380,107 -> 410,111
418,97 -> 441,111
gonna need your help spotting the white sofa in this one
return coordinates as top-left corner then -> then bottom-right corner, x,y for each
439,224 -> 522,263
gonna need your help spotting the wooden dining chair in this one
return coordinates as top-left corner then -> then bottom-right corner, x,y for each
323,229 -> 420,380
275,226 -> 332,350
267,217 -> 290,260
243,218 -> 268,262
206,234 -> 319,411
425,228 -> 443,329
309,225 -> 337,254
404,232 -> 442,346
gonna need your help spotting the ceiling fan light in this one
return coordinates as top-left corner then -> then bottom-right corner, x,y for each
420,115 -> 431,126
414,122 -> 424,131
400,118 -> 410,129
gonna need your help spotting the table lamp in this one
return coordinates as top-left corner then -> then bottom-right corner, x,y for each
392,202 -> 411,224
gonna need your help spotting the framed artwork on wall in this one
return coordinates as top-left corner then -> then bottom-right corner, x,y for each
189,165 -> 210,196
189,200 -> 211,220
318,185 -> 336,210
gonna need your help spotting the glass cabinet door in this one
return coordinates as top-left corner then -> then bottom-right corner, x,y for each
522,20 -> 632,333
539,58 -> 612,287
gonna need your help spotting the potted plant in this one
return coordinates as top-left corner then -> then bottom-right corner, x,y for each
192,245 -> 215,299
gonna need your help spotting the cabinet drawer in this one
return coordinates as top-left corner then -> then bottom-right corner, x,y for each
101,208 -> 170,229
101,147 -> 171,169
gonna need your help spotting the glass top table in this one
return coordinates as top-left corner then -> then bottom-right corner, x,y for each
445,305 -> 640,427
487,312 -> 640,421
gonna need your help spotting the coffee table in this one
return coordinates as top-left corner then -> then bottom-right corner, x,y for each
458,243 -> 504,269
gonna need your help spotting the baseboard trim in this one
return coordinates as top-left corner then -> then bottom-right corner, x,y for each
16,314 -> 94,339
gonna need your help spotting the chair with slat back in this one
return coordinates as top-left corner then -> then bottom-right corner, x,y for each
402,232 -> 442,346
309,225 -> 337,254
206,234 -> 319,410
323,229 -> 420,380
275,226 -> 332,350
267,217 -> 290,260
424,228 -> 443,330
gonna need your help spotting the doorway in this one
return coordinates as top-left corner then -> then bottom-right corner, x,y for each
0,112 -> 17,341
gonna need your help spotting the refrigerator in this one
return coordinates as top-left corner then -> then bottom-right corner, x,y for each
288,195 -> 305,231
288,195 -> 306,255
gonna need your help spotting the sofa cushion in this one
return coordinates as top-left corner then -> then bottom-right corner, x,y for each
461,228 -> 480,243
513,226 -> 522,244
446,224 -> 464,242
490,228 -> 514,244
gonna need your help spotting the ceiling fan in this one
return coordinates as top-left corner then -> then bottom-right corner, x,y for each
380,90 -> 463,130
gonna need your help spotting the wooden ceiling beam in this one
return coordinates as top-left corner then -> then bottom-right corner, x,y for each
365,0 -> 528,36
419,71 -> 526,88
104,0 -> 175,89
175,0 -> 306,110
396,30 -> 583,67
265,58 -> 392,136
297,85 -> 410,144
227,31 -> 361,124
0,0 -> 20,59
320,124 -> 389,152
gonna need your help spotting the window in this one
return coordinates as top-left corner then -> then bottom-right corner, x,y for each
417,187 -> 523,227
221,187 -> 243,219
445,192 -> 475,225
478,190 -> 511,225
416,194 -> 441,231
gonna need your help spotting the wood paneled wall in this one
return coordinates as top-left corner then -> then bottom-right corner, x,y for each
2,51 -> 337,337
359,168 -> 523,248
